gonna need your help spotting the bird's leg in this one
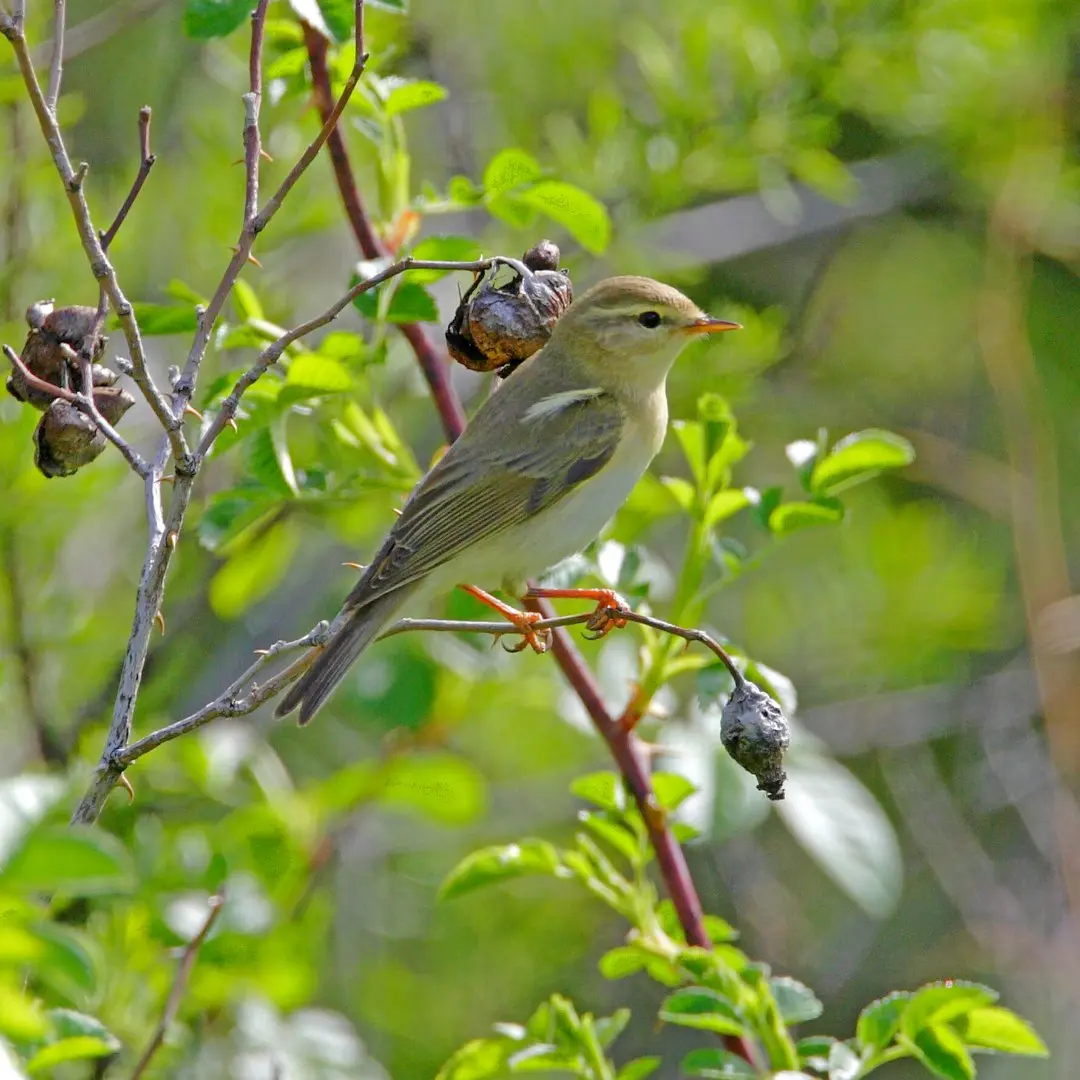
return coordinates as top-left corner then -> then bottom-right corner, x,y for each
524,587 -> 631,639
459,585 -> 552,654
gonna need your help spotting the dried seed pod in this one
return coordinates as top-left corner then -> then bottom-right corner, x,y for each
6,302 -> 108,409
446,241 -> 573,376
720,680 -> 790,800
32,386 -> 136,479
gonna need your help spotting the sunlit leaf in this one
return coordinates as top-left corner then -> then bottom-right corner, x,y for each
770,977 -> 823,1024
127,303 -> 199,335
658,988 -> 747,1036
317,0 -> 354,40
651,773 -> 697,812
906,1024 -> 974,1080
382,78 -> 448,116
954,1007 -> 1048,1057
569,773 -> 625,813
517,181 -> 611,254
616,1057 -> 662,1080
281,354 -> 353,405
483,148 -> 542,196
768,500 -> 844,536
439,840 -> 565,900
598,946 -> 649,980
0,981 -> 46,1040
208,520 -> 299,619
353,279 -> 439,323
681,1047 -> 756,1077
407,237 -> 483,281
810,430 -> 915,495
435,1038 -> 510,1080
857,991 -> 911,1053
901,982 -> 997,1037
183,0 -> 251,39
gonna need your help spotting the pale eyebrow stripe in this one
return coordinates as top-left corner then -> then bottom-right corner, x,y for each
521,387 -> 606,422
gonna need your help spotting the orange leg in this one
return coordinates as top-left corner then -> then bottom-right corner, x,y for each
525,586 -> 631,639
460,585 -> 552,654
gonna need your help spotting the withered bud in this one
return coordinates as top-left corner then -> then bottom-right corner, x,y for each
91,364 -> 120,388
446,243 -> 573,376
720,681 -> 790,800
6,303 -> 108,409
33,386 -> 136,479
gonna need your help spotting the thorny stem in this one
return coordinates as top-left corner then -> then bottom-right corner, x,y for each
301,21 -> 747,1059
99,105 -> 155,251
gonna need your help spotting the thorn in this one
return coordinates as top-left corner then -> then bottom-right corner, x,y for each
159,474 -> 175,484
226,416 -> 239,433
231,156 -> 244,166
166,531 -> 178,550
154,609 -> 166,636
183,403 -> 204,421
342,561 -> 367,571
260,148 -> 273,162
391,508 -> 402,517
247,253 -> 263,268
117,773 -> 135,803
254,648 -> 271,656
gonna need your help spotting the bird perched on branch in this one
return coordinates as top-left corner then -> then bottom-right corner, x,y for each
275,276 -> 738,725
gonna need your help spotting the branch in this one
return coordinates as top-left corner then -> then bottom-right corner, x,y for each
100,105 -> 155,251
0,14 -> 186,462
46,0 -> 63,113
129,891 -> 224,1080
173,0 -> 363,405
195,256 -> 530,457
302,20 -> 467,441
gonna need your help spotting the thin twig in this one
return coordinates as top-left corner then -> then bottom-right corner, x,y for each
302,18 -> 468,440
195,256 -> 527,457
128,891 -> 225,1080
242,1 -> 268,227
174,0 -> 365,405
45,0 -> 64,113
100,106 -> 155,250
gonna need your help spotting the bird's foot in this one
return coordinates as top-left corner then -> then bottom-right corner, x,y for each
525,586 -> 631,639
459,584 -> 552,654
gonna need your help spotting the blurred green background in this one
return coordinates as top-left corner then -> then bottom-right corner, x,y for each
2,0 -> 1079,1076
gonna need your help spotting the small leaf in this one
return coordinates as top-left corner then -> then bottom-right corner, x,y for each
856,991 -> 911,1052
232,278 -> 264,322
244,426 -> 294,497
281,354 -> 353,404
651,773 -> 697,812
439,840 -> 564,900
353,279 -> 439,323
810,430 -> 915,494
797,1035 -> 836,1065
705,489 -> 751,529
407,237 -> 483,281
616,1057 -> 661,1080
901,982 -> 998,1038
954,1007 -> 1048,1057
578,812 -> 640,865
906,1025 -> 975,1080
183,0 -> 251,39
768,500 -> 844,536
598,946 -> 649,980
129,303 -> 199,335
570,772 -> 625,813
382,78 -> 448,116
26,1037 -> 117,1074
681,1048 -> 756,1077
1,828 -> 134,896
517,181 -> 611,254
208,520 -> 298,619
435,1038 -> 509,1080
316,0 -> 354,40
593,1008 -> 630,1047
483,148 -> 542,196
658,988 -> 747,1037
0,982 -> 47,1040
827,1041 -> 861,1080
769,977 -> 823,1024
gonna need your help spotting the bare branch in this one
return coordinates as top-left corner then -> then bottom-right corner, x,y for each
1,16 -> 187,463
243,1 -> 268,227
129,891 -> 225,1080
45,0 -> 64,113
174,0 -> 367,407
100,106 -> 155,251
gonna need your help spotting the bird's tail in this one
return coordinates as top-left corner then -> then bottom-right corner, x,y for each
274,588 -> 411,726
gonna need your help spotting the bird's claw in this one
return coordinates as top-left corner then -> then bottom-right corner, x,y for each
583,590 -> 631,639
499,610 -> 552,654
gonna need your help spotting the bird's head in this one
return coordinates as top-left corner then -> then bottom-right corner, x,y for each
548,275 -> 739,393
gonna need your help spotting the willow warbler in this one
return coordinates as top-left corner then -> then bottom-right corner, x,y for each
276,276 -> 738,724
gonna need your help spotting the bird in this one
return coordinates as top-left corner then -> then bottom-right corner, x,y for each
275,276 -> 739,725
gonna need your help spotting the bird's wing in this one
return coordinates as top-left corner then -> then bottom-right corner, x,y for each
342,388 -> 625,612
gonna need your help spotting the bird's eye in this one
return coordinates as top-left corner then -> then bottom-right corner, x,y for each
637,311 -> 662,329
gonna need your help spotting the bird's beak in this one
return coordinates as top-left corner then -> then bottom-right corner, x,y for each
681,315 -> 742,336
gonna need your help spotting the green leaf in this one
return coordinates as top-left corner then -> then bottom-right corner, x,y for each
660,476 -> 696,513
382,77 -> 448,116
483,148 -> 542,196
810,430 -> 915,495
797,1035 -> 836,1065
436,1038 -> 510,1080
827,1041 -> 861,1080
578,812 -> 640,866
651,773 -> 697,812
196,488 -> 280,554
281,354 -> 353,404
856,991 -> 911,1053
954,1007 -> 1047,1057
658,988 -> 747,1037
448,175 -> 484,206
0,982 -> 46,1040
27,1036 -> 117,1074
776,753 -> 902,918
1,827 -> 134,896
183,0 -> 251,39
231,278 -> 264,322
208,520 -> 298,619
906,1025 -> 974,1080
705,489 -> 752,529
616,1057 -> 661,1080
517,181 -> 611,254
681,1048 -> 756,1077
439,840 -> 564,900
901,982 -> 998,1038
378,753 -> 487,826
316,0 -> 354,40
353,279 -> 439,323
367,0 -> 407,10
407,237 -> 483,281
129,303 -> 199,335
570,773 -> 625,813
768,500 -> 844,536
28,923 -> 97,997
593,1008 -> 630,1047
244,426 -> 294,497
598,946 -> 649,980
770,977 -> 823,1024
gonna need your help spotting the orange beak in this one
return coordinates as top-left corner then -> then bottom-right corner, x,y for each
681,315 -> 742,335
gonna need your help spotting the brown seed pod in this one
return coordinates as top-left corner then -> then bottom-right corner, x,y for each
33,386 -> 136,479
720,680 -> 790,800
446,241 -> 573,377
6,302 -> 108,409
